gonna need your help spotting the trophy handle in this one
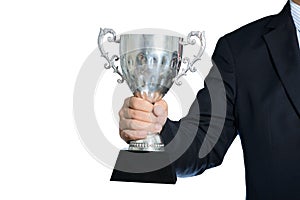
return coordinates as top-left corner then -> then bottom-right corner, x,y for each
98,28 -> 124,83
175,31 -> 206,85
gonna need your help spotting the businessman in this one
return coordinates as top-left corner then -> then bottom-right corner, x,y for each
118,1 -> 300,199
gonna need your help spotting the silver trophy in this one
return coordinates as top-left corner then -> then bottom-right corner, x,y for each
98,28 -> 205,152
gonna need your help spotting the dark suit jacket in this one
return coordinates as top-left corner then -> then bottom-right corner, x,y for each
161,2 -> 300,199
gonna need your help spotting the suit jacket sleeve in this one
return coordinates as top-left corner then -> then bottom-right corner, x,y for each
160,36 -> 238,177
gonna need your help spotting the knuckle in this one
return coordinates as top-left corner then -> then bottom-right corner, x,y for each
123,108 -> 129,118
118,109 -> 123,117
124,97 -> 130,107
119,120 -> 124,130
119,130 -> 127,141
124,132 -> 130,139
129,97 -> 136,108
123,132 -> 131,142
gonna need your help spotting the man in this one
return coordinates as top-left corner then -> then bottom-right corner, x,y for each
118,1 -> 300,199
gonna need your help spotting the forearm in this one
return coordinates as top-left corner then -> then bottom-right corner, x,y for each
161,97 -> 237,177
160,36 -> 238,177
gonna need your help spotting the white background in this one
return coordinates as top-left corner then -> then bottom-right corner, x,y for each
0,0 -> 287,199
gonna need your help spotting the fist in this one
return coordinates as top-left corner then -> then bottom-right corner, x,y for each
118,96 -> 168,143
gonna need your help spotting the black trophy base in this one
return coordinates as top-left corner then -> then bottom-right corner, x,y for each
110,150 -> 177,184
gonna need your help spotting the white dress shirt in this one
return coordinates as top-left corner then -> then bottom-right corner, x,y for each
290,0 -> 300,47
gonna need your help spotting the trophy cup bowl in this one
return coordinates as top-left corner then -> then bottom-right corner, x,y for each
98,28 -> 205,152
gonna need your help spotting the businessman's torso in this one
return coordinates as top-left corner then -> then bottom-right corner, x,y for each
226,3 -> 300,199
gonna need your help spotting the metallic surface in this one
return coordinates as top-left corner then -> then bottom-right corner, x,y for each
120,34 -> 183,103
98,28 -> 206,152
128,134 -> 164,152
98,28 -> 124,83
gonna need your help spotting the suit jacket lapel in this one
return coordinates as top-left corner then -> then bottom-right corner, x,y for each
264,2 -> 300,117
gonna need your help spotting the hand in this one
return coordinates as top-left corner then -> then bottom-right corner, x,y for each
118,96 -> 168,143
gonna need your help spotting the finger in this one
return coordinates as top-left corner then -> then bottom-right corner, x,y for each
119,119 -> 162,133
157,116 -> 167,126
122,108 -> 158,123
153,105 -> 164,116
125,96 -> 153,112
120,129 -> 148,142
122,97 -> 131,110
153,100 -> 168,116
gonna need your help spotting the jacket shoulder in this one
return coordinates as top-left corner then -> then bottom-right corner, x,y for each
216,15 -> 276,57
225,15 -> 274,41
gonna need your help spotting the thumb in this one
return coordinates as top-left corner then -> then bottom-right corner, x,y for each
153,100 -> 168,116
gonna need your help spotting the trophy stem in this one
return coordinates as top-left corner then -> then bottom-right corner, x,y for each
128,133 -> 165,152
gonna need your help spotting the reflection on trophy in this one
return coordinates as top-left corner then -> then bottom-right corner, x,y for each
98,28 -> 205,151
98,28 -> 205,183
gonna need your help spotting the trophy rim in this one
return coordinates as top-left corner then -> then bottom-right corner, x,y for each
120,33 -> 184,40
